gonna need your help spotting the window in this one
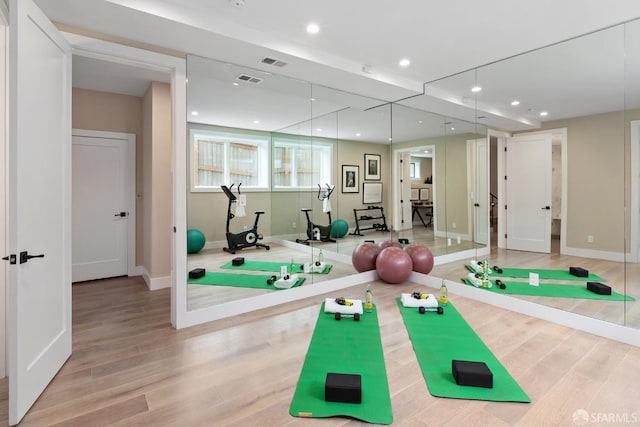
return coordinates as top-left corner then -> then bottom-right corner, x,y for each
272,137 -> 333,189
190,128 -> 269,191
410,161 -> 420,179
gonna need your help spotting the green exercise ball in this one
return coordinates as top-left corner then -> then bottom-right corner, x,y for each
187,229 -> 206,253
331,219 -> 349,238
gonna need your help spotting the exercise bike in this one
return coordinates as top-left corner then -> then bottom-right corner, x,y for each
296,184 -> 336,245
221,184 -> 270,254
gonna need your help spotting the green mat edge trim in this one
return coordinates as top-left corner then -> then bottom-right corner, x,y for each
461,278 -> 635,301
465,264 -> 606,282
220,260 -> 333,274
396,298 -> 531,403
187,272 -> 306,290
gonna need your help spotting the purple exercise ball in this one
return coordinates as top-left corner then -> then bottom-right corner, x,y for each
375,247 -> 413,284
379,239 -> 402,250
351,242 -> 382,272
404,243 -> 434,274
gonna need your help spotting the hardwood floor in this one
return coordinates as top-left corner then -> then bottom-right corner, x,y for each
2,270 -> 639,426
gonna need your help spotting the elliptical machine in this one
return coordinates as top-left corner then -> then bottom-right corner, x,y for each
296,184 -> 336,245
221,184 -> 270,254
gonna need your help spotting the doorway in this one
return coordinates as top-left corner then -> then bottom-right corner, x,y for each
497,128 -> 566,253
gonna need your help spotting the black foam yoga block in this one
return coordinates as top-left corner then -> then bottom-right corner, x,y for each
587,281 -> 612,295
189,268 -> 205,279
452,360 -> 493,388
569,266 -> 589,277
325,373 -> 362,404
232,257 -> 245,266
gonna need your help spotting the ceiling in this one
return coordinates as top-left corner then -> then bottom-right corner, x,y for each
34,0 -> 640,136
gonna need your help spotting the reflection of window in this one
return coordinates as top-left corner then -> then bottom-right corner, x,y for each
190,128 -> 269,191
410,161 -> 420,179
273,138 -> 333,188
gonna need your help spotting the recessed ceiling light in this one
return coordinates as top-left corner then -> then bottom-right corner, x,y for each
306,23 -> 320,34
511,100 -> 520,106
399,58 -> 411,67
191,111 -> 199,116
540,111 -> 549,116
424,150 -> 430,154
451,127 -> 455,131
418,120 -> 423,124
310,98 -> 315,101
232,82 -> 239,86
253,120 -> 260,124
471,86 -> 482,93
316,128 -> 322,132
356,133 -> 361,137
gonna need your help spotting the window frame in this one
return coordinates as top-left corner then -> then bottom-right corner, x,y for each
189,127 -> 270,192
272,136 -> 334,191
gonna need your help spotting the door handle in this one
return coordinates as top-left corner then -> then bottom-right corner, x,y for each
19,251 -> 44,264
114,212 -> 129,217
541,206 -> 550,210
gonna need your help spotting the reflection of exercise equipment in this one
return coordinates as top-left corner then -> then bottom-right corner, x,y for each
221,184 -> 270,254
297,184 -> 336,245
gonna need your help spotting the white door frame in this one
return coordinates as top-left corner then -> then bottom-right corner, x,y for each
630,120 -> 640,262
498,128 -> 567,252
62,33 -> 187,328
491,129 -> 509,249
0,1 -> 8,380
467,137 -> 489,245
392,144 -> 436,232
72,129 -> 136,279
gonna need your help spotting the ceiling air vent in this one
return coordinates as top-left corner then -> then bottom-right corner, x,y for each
235,74 -> 264,84
260,56 -> 288,67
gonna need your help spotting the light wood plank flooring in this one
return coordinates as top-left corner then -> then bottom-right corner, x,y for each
1,271 -> 639,426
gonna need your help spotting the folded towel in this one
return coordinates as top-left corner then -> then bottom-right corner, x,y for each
469,260 -> 492,275
274,274 -> 299,289
401,293 -> 438,308
324,298 -> 363,315
466,272 -> 492,288
303,261 -> 326,273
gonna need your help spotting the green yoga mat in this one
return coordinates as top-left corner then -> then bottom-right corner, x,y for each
465,264 -> 605,282
289,303 -> 393,424
187,272 -> 305,290
397,298 -> 530,403
220,260 -> 332,274
461,278 -> 635,301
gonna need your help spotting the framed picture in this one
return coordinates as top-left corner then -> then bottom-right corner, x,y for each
364,153 -> 381,180
410,188 -> 419,201
419,188 -> 430,201
342,165 -> 359,193
363,182 -> 382,204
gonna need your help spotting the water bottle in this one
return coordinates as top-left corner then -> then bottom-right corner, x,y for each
439,279 -> 448,305
318,249 -> 324,264
364,284 -> 374,312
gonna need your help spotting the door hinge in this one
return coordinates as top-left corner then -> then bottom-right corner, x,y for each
505,233 -> 508,239
505,205 -> 507,210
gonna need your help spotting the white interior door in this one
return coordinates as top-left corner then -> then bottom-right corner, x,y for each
72,131 -> 135,282
8,0 -> 72,424
506,133 -> 552,253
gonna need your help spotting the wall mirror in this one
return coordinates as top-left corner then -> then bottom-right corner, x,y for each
183,54 -> 489,316
411,19 -> 639,329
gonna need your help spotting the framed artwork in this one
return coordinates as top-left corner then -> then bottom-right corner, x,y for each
364,153 -> 381,180
419,188 -> 430,201
363,182 -> 383,204
410,188 -> 419,201
342,165 -> 359,193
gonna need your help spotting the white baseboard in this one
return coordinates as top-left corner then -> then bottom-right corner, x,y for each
136,265 -> 171,290
561,246 -> 627,262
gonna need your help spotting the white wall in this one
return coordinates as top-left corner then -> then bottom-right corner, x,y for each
0,9 -> 7,379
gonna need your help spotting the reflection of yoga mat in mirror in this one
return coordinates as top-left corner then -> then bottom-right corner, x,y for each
397,298 -> 530,402
220,260 -> 332,274
465,264 -> 606,282
187,271 -> 305,289
461,278 -> 635,300
289,303 -> 393,424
